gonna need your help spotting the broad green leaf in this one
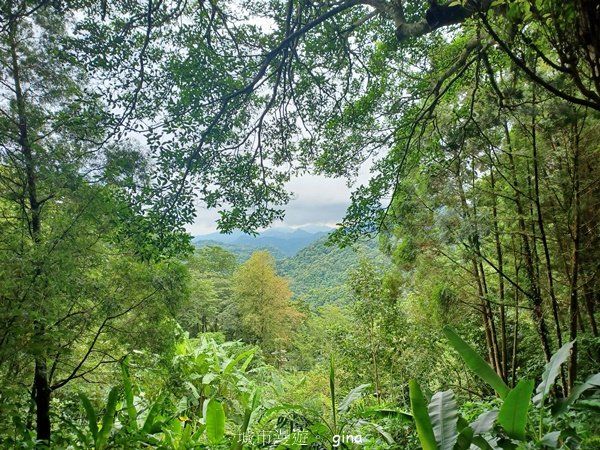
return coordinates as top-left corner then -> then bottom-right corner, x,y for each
223,348 -> 255,375
409,380 -> 438,450
428,389 -> 459,450
552,372 -> 600,416
368,422 -> 395,444
330,354 -> 337,431
574,398 -> 600,412
175,395 -> 188,414
469,410 -> 498,435
202,372 -> 218,385
234,388 -> 261,450
472,435 -> 501,450
533,340 -> 574,407
251,388 -> 261,411
498,379 -> 534,440
184,381 -> 200,400
540,431 -> 561,448
456,416 -> 469,432
357,407 -> 412,422
454,425 -> 474,450
78,393 -> 98,441
338,383 -> 371,414
141,398 -> 163,434
443,326 -> 510,399
121,357 -> 138,431
205,399 -> 225,444
97,386 -> 119,450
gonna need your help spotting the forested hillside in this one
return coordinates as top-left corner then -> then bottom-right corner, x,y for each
193,233 -> 384,307
193,227 -> 330,257
278,236 -> 383,306
1,1 -> 600,449
194,239 -> 288,261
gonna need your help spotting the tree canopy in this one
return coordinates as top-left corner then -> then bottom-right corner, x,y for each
38,0 -> 598,237
1,0 -> 600,447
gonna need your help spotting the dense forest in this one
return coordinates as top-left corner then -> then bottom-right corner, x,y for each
1,0 -> 599,449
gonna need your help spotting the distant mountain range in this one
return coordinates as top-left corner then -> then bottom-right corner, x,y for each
192,226 -> 334,257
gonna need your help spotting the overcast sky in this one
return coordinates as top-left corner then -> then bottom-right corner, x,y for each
186,170 -> 372,236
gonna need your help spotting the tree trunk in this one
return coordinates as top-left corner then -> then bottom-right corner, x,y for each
456,161 -> 501,373
504,123 -> 552,362
568,122 -> 581,392
9,12 -> 51,443
582,281 -> 598,337
511,235 -> 521,387
531,117 -> 563,349
490,168 -> 508,381
531,111 -> 567,388
34,355 -> 51,443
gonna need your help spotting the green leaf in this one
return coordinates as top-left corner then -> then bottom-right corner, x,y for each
533,340 -> 574,407
79,393 -> 98,441
409,380 -> 438,450
223,348 -> 255,375
357,407 -> 412,422
121,356 -> 138,431
97,386 -> 120,450
251,388 -> 261,411
469,410 -> 498,435
472,435 -> 501,450
574,399 -> 600,412
141,398 -> 163,434
454,426 -> 474,450
540,431 -> 561,448
202,372 -> 218,385
498,379 -> 534,440
205,399 -> 225,444
330,354 -> 337,432
457,416 -> 468,432
338,383 -> 371,414
552,372 -> 600,416
184,381 -> 200,400
61,414 -> 91,446
443,326 -> 510,399
428,389 -> 459,450
368,422 -> 395,445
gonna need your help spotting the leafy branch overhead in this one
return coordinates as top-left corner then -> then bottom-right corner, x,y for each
37,0 -> 599,235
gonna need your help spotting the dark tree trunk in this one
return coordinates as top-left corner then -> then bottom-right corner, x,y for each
491,168 -> 508,381
504,124 -> 552,362
531,110 -> 567,387
456,160 -> 501,374
568,122 -> 581,393
9,11 -> 51,444
34,356 -> 51,443
583,282 -> 598,337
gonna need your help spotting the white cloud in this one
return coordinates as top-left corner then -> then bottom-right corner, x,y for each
186,168 -> 372,236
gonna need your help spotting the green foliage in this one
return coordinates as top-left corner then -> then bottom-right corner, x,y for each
428,390 -> 459,450
205,399 -> 225,444
409,380 -> 438,450
533,341 -> 575,407
278,236 -> 383,306
406,329 -> 600,450
231,251 -> 304,353
497,379 -> 534,441
553,373 -> 600,417
443,327 -> 510,399
79,387 -> 123,450
2,1 -> 600,448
